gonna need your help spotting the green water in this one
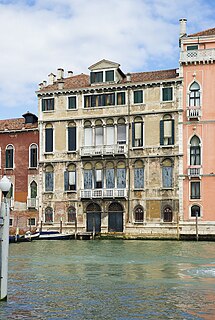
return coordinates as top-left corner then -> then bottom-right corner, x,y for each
1,240 -> 215,319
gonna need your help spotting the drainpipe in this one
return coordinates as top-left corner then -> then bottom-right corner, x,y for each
127,87 -> 131,225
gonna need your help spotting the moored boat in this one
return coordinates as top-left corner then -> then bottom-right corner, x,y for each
37,230 -> 73,240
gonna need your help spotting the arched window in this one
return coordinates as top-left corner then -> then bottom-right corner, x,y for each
30,181 -> 37,198
163,206 -> 173,222
191,205 -> 201,217
162,159 -> 173,188
134,160 -> 144,189
45,123 -> 53,152
64,164 -> 76,191
84,163 -> 93,189
45,207 -> 53,223
160,114 -> 174,146
95,120 -> 103,146
68,206 -> 76,223
117,161 -> 126,189
95,162 -> 103,189
5,144 -> 14,168
45,165 -> 54,192
190,136 -> 201,165
106,162 -> 115,189
117,118 -> 126,144
84,120 -> 92,146
132,117 -> 144,147
29,144 -> 38,168
189,82 -> 200,107
106,118 -> 115,145
134,206 -> 144,222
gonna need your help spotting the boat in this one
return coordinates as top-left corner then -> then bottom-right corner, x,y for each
37,230 -> 73,240
9,231 -> 40,243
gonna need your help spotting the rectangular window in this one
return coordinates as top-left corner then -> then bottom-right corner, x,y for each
42,98 -> 54,111
45,172 -> 53,192
106,168 -> 115,188
191,182 -> 200,199
68,96 -> 76,109
9,218 -> 13,226
106,126 -> 114,145
160,120 -> 174,146
117,125 -> 126,144
132,122 -> 143,147
117,168 -> 126,188
117,92 -> 125,105
90,71 -> 103,83
105,70 -> 114,82
95,169 -> 102,189
162,87 -> 173,101
187,45 -> 198,51
84,170 -> 93,189
68,127 -> 76,151
45,128 -> 53,152
28,218 -> 36,226
134,90 -> 143,104
134,168 -> 144,189
84,128 -> 92,146
64,171 -> 76,191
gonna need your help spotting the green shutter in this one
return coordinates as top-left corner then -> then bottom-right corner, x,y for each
160,120 -> 164,145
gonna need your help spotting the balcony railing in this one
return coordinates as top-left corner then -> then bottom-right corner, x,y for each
188,166 -> 202,177
180,49 -> 215,64
187,107 -> 201,119
27,197 -> 39,209
80,144 -> 128,157
80,188 -> 127,199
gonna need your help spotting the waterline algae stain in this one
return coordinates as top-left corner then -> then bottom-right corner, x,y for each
1,241 -> 215,319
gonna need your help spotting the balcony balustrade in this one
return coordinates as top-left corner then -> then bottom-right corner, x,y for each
180,48 -> 215,64
80,144 -> 128,157
80,188 -> 127,199
27,197 -> 39,209
187,107 -> 201,119
188,166 -> 202,177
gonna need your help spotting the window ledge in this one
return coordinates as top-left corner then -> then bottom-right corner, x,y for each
67,151 -> 77,154
133,188 -> 145,191
44,222 -> 54,225
67,108 -> 77,111
44,152 -> 54,155
161,187 -> 174,190
42,110 -> 54,113
132,147 -> 144,150
5,167 -> 14,170
160,145 -> 174,148
65,190 -> 77,193
65,222 -> 76,225
43,191 -> 54,194
28,166 -> 38,170
134,221 -> 145,224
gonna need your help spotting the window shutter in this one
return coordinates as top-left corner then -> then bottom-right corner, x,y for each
132,123 -> 135,147
160,120 -> 164,145
64,171 -> 69,191
42,99 -> 45,111
45,128 -> 53,152
90,72 -> 95,83
171,120 -> 175,145
68,127 -> 76,151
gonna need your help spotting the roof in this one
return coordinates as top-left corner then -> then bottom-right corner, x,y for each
38,68 -> 178,93
188,27 -> 215,37
0,118 -> 38,131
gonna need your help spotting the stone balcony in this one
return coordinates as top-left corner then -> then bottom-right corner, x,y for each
188,166 -> 202,178
80,144 -> 128,157
180,48 -> 215,64
80,188 -> 127,199
27,197 -> 39,209
187,107 -> 201,120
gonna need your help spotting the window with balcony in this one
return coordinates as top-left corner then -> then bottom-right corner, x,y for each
64,164 -> 76,191
162,159 -> 173,188
134,206 -> 144,222
191,181 -> 200,199
132,117 -> 144,147
190,136 -> 201,165
191,205 -> 201,218
84,163 -> 93,189
134,160 -> 144,189
134,90 -> 143,104
117,162 -> 126,188
160,115 -> 174,146
189,82 -> 200,107
95,163 -> 103,189
68,123 -> 76,151
106,162 -> 115,188
106,120 -> 115,145
68,96 -> 77,109
45,124 -> 53,153
68,206 -> 76,223
45,165 -> 54,192
45,207 -> 53,223
162,87 -> 173,101
95,121 -> 103,146
117,118 -> 126,144
29,144 -> 38,168
5,145 -> 14,168
42,98 -> 54,111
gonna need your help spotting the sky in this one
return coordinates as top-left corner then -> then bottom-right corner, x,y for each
0,0 -> 214,119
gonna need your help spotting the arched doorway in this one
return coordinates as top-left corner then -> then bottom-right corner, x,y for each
163,206 -> 173,222
108,202 -> 123,232
86,203 -> 101,232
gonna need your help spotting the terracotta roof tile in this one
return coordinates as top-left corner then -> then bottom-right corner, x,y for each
188,27 -> 215,37
0,118 -> 38,131
38,68 -> 178,93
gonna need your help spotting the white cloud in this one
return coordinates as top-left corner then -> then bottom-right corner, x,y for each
0,0 -> 214,118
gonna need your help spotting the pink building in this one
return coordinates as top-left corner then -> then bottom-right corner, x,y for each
179,19 -> 215,235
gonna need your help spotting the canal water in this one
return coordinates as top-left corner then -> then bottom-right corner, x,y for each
1,240 -> 215,319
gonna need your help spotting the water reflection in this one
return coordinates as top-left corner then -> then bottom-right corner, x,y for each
0,240 -> 214,319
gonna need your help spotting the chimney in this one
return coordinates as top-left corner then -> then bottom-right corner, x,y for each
58,81 -> 64,90
48,73 -> 56,85
57,68 -> 64,80
38,83 -> 43,90
179,18 -> 187,37
126,73 -> 131,82
68,70 -> 73,77
43,80 -> 47,87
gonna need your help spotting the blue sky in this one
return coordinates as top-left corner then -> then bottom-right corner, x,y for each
0,0 -> 214,119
